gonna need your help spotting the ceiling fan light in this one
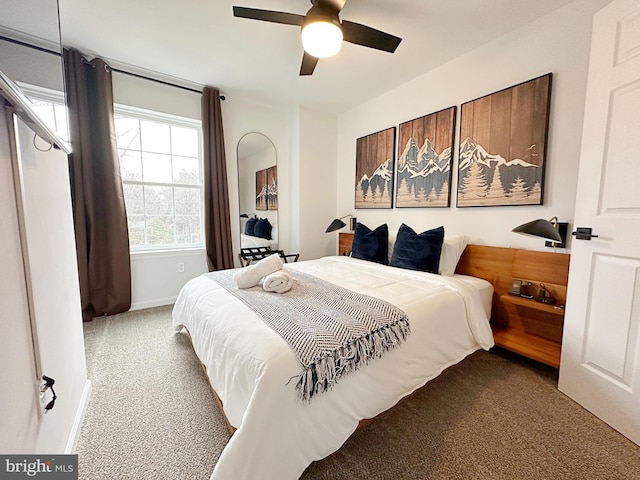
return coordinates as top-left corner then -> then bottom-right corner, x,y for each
301,20 -> 343,58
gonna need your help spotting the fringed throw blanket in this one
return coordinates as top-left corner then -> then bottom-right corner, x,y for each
206,269 -> 410,402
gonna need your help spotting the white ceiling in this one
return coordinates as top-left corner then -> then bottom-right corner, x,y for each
14,0 -> 580,114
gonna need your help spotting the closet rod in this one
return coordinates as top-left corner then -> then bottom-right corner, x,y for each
0,35 -> 225,99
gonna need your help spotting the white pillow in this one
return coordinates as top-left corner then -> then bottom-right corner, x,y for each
388,230 -> 468,275
439,235 -> 470,276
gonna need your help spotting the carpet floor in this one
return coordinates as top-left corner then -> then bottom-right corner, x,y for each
76,305 -> 640,479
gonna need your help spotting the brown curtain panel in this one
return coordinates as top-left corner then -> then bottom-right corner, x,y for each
202,87 -> 234,271
63,48 -> 131,321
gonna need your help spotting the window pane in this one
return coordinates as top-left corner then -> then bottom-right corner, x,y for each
123,184 -> 144,215
174,187 -> 201,215
141,120 -> 170,154
176,216 -> 202,244
144,186 -> 173,215
142,152 -> 172,183
119,149 -> 143,181
171,125 -> 198,157
127,215 -> 145,247
115,117 -> 141,151
146,215 -> 175,245
111,108 -> 202,250
172,155 -> 200,184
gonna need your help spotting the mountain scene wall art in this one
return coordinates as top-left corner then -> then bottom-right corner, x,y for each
355,127 -> 396,209
457,73 -> 552,207
396,106 -> 456,207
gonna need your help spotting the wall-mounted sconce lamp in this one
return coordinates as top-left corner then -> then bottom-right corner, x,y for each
512,216 -> 568,248
325,214 -> 357,233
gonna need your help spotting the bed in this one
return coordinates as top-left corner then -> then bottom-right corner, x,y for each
172,247 -> 494,479
240,232 -> 278,250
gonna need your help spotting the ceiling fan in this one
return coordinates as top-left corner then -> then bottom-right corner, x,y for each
233,0 -> 402,76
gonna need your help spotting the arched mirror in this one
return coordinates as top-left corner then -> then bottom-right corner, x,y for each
237,132 -> 278,251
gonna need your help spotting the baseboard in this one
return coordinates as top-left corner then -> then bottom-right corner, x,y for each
130,296 -> 177,311
65,379 -> 92,454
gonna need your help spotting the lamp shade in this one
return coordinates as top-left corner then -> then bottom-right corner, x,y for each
301,19 -> 343,58
512,218 -> 562,243
325,218 -> 347,233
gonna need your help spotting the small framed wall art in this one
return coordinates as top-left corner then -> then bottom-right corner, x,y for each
256,166 -> 278,210
396,106 -> 456,207
355,126 -> 396,209
457,73 -> 552,207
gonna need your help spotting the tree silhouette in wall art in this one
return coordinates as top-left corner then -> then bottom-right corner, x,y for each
396,106 -> 456,208
255,168 -> 268,211
457,73 -> 552,207
355,127 -> 396,209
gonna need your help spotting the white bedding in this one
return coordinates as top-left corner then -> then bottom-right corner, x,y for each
172,256 -> 494,480
240,232 -> 278,250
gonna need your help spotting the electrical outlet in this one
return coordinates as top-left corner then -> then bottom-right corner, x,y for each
177,262 -> 185,273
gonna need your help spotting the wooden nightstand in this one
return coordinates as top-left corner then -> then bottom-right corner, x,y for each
456,245 -> 570,369
338,232 -> 354,256
494,294 -> 565,368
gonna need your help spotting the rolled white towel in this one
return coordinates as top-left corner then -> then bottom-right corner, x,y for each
262,268 -> 293,294
234,253 -> 284,289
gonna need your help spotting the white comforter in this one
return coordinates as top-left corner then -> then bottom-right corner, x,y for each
240,233 -> 278,249
172,256 -> 494,480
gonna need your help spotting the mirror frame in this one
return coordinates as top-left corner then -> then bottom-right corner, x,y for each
237,131 -> 278,251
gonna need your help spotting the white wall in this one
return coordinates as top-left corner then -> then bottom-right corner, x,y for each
0,40 -> 64,91
0,110 -> 89,454
335,0 -> 610,253
112,72 -> 200,120
296,106 -> 338,260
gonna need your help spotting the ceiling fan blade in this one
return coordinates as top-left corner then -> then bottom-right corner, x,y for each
233,6 -> 304,26
342,20 -> 402,53
299,52 -> 319,76
312,0 -> 347,15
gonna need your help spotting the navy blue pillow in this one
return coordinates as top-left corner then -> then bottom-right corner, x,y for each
245,217 -> 258,236
254,218 -> 272,240
390,224 -> 444,273
351,223 -> 389,265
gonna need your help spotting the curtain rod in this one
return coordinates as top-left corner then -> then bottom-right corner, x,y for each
0,35 -> 225,100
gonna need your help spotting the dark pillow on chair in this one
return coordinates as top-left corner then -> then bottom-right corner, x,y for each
390,224 -> 444,273
351,223 -> 389,265
245,217 -> 258,236
254,218 -> 272,240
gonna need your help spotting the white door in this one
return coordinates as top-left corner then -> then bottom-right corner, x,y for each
558,0 -> 640,445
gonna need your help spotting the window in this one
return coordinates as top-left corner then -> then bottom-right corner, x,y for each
114,107 -> 204,251
22,84 -> 204,252
21,84 -> 69,142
